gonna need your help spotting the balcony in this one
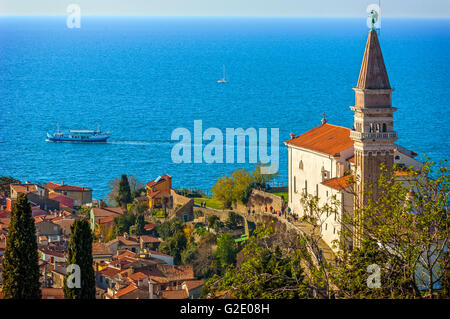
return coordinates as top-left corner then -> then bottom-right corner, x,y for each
350,130 -> 398,140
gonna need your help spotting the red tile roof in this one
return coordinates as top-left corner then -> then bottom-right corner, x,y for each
321,175 -> 355,191
92,242 -> 112,257
100,266 -> 122,277
161,289 -> 188,299
49,194 -> 74,208
144,223 -> 156,231
147,190 -> 161,199
41,288 -> 64,299
140,235 -> 162,244
10,183 -> 37,194
184,280 -> 205,290
115,283 -> 138,298
53,184 -> 92,192
285,123 -> 353,156
146,174 -> 171,188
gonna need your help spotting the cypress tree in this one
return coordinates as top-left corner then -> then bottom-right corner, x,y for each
135,213 -> 145,236
116,174 -> 132,208
64,218 -> 96,299
2,193 -> 41,299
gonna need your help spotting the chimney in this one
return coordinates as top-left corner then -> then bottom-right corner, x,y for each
289,133 -> 296,139
61,181 -> 64,185
149,279 -> 154,299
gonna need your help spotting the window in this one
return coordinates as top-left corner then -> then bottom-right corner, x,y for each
304,180 -> 308,194
294,176 -> 297,193
325,223 -> 327,231
316,184 -> 319,196
333,227 -> 336,234
395,155 -> 400,160
369,123 -> 373,132
376,123 -> 381,133
299,160 -> 303,170
382,123 -> 387,132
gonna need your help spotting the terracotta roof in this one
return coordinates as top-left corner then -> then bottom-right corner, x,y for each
146,174 -> 171,188
127,272 -> 148,282
144,223 -> 156,231
92,242 -> 112,256
44,182 -> 60,190
356,29 -> 391,90
10,183 -> 37,194
117,250 -> 137,259
321,175 -> 355,191
147,190 -> 161,199
100,266 -> 122,277
161,289 -> 188,299
41,288 -> 64,299
92,207 -> 125,219
49,195 -> 74,208
156,264 -> 194,282
98,215 -> 116,225
285,124 -> 353,156
39,249 -> 66,258
148,250 -> 172,258
115,283 -> 138,298
140,235 -> 161,244
184,279 -> 205,290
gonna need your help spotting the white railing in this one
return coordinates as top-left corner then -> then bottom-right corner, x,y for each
350,131 -> 397,140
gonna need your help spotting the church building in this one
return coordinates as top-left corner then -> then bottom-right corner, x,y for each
284,29 -> 422,252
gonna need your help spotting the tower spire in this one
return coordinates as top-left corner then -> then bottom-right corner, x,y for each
357,29 -> 390,90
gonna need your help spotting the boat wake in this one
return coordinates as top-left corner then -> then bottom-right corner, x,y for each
108,140 -> 172,146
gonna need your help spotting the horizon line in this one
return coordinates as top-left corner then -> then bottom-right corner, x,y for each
0,14 -> 449,19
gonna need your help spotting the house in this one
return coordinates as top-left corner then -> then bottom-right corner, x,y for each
90,206 -> 125,231
105,233 -> 140,254
146,174 -> 172,209
49,193 -> 74,209
45,181 -> 92,207
39,248 -> 67,263
139,235 -> 162,251
284,29 -> 423,252
92,242 -> 113,264
41,288 -> 64,299
182,280 -> 205,299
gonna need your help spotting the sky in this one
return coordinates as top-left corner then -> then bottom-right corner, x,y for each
0,0 -> 449,17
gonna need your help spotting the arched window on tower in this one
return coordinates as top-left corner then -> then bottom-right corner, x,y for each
369,123 -> 374,133
376,123 -> 381,132
382,123 -> 387,132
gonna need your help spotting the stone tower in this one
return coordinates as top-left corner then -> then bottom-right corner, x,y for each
350,29 -> 398,248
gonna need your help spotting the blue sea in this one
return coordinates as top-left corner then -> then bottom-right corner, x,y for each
0,17 -> 449,199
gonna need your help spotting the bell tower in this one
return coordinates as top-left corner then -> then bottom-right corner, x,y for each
350,29 -> 398,248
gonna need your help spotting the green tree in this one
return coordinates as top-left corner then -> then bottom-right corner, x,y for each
204,224 -> 309,299
160,232 -> 187,265
0,176 -> 20,198
114,213 -> 136,235
2,193 -> 41,299
226,211 -> 243,230
207,215 -> 220,229
116,174 -> 132,208
135,213 -> 145,236
156,219 -> 184,241
216,233 -> 238,267
64,219 -> 96,299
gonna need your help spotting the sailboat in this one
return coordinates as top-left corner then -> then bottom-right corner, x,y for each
217,65 -> 227,83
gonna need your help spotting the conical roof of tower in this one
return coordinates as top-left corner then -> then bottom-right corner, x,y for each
356,29 -> 391,90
